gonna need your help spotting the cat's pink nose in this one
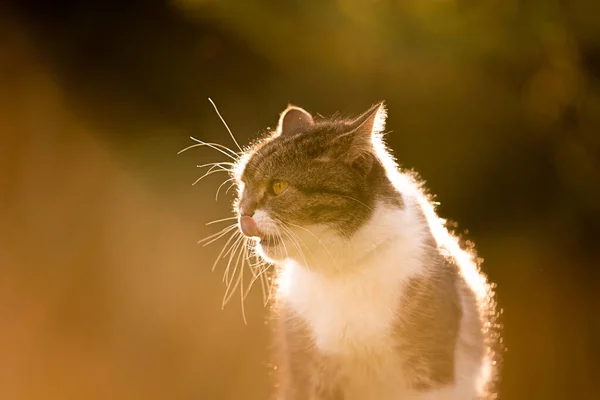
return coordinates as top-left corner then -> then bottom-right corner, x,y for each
239,216 -> 260,238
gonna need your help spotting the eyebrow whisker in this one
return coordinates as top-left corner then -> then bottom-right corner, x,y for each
208,98 -> 243,153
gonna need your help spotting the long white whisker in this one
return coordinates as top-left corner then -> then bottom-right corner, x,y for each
245,262 -> 271,301
285,221 -> 338,267
259,265 -> 269,305
225,181 -> 237,195
222,238 -> 246,307
206,216 -> 238,226
178,139 -> 238,161
197,161 -> 235,169
222,233 -> 244,259
252,251 -> 270,305
258,227 -> 284,306
199,164 -> 228,175
240,240 -> 249,324
183,137 -> 239,161
198,224 -> 237,245
208,98 -> 243,152
244,241 -> 271,302
273,224 -> 289,259
221,237 -> 243,304
212,231 -> 240,272
202,227 -> 237,247
190,136 -> 239,157
223,236 -> 244,282
281,223 -> 313,259
215,177 -> 236,201
278,222 -> 309,269
226,236 -> 246,288
192,168 -> 229,186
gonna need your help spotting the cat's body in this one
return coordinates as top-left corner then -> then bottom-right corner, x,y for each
220,102 -> 498,399
274,199 -> 488,400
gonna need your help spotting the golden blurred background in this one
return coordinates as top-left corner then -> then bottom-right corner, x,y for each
1,1 -> 598,399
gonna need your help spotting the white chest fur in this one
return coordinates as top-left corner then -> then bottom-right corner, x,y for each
278,203 -> 428,356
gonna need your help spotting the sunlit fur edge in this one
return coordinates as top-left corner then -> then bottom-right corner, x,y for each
371,103 -> 502,398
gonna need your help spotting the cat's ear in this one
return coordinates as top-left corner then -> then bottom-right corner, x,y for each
277,105 -> 314,136
348,101 -> 387,137
333,102 -> 387,172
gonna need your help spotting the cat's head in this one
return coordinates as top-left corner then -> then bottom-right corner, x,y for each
234,102 -> 400,263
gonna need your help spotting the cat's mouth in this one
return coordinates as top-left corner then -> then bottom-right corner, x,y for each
239,216 -> 281,248
258,234 -> 280,248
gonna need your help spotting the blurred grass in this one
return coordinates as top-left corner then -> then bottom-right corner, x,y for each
1,1 -> 599,399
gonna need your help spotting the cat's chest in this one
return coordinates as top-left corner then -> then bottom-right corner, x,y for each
279,260 -> 409,356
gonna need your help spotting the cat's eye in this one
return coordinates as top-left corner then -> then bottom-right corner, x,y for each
271,180 -> 289,196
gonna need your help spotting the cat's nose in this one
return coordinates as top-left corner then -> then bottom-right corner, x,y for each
239,199 -> 257,218
239,216 -> 260,238
240,209 -> 254,217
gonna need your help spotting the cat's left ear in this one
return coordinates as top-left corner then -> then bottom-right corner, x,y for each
347,101 -> 387,139
277,105 -> 314,136
334,101 -> 387,171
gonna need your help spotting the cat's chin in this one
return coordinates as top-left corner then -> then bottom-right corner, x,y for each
256,241 -> 287,263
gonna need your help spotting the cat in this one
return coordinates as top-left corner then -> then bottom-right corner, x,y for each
205,102 -> 500,399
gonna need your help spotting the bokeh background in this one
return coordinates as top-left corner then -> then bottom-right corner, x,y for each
1,1 -> 599,399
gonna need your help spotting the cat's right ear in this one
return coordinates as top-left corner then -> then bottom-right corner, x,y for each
276,105 -> 314,136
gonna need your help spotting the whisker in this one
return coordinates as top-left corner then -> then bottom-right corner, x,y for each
246,247 -> 269,299
197,161 -> 235,169
278,225 -> 291,258
190,136 -> 239,157
265,266 -> 277,305
278,222 -> 310,269
192,169 -> 228,186
201,227 -> 238,248
285,221 -> 338,267
276,223 -> 300,258
225,181 -> 238,195
222,238 -> 246,307
245,262 -> 272,301
240,241 -> 249,324
222,233 -> 244,260
196,164 -> 232,176
259,266 -> 269,305
198,164 -> 228,174
228,237 -> 247,287
251,251 -> 270,305
223,236 -> 244,282
223,268 -> 243,309
208,98 -> 243,152
257,227 -> 284,306
206,216 -> 238,226
178,140 -> 237,161
181,137 -> 239,161
338,194 -> 374,212
215,177 -> 236,201
221,238 -> 243,307
281,222 -> 312,256
198,224 -> 237,245
211,230 -> 240,272
247,256 -> 264,268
